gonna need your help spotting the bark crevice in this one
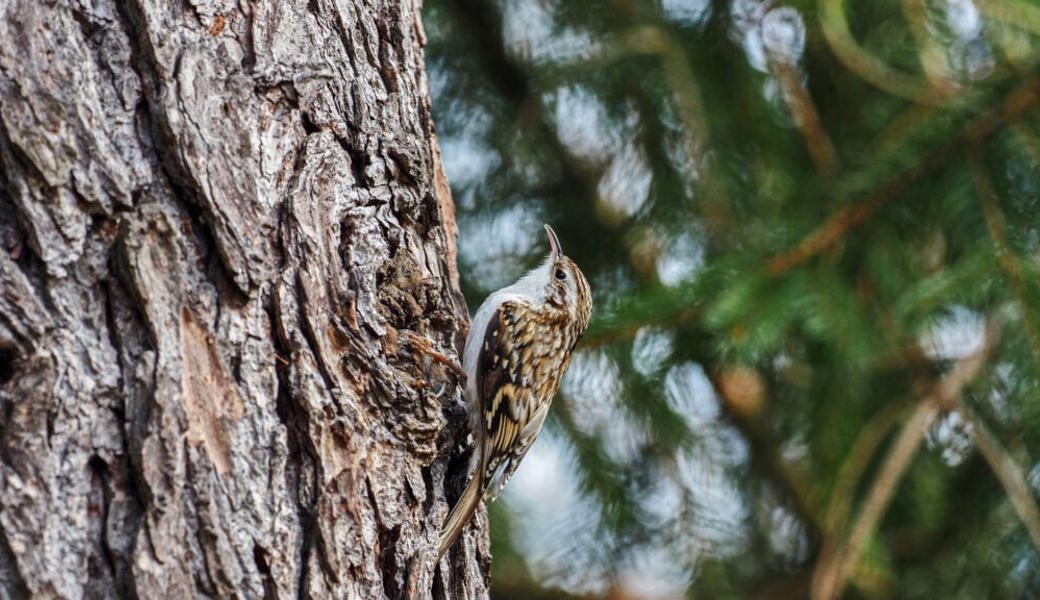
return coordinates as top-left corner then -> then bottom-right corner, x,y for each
0,525 -> 30,599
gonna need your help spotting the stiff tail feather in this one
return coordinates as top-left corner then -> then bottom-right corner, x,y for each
437,471 -> 485,559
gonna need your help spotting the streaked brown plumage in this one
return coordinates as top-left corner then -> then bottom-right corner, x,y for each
438,225 -> 591,559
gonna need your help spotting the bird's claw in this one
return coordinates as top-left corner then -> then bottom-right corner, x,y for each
402,331 -> 467,380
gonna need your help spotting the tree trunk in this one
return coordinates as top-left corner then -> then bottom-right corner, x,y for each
0,0 -> 488,597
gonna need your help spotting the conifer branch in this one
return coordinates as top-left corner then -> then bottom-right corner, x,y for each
811,319 -> 999,599
767,75 -> 1040,276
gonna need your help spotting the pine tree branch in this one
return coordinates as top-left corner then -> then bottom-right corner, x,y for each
768,52 -> 838,178
810,318 -> 1000,600
818,0 -> 949,104
970,156 -> 1040,366
811,397 -> 938,600
766,74 -> 1040,276
954,397 -> 1040,555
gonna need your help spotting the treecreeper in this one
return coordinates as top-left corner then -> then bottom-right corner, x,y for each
439,225 -> 592,558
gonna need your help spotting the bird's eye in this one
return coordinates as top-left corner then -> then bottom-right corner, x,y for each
555,269 -> 566,280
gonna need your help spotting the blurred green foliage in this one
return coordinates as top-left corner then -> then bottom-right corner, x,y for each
423,0 -> 1040,597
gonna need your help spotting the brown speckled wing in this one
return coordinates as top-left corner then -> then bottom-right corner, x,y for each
477,302 -> 534,477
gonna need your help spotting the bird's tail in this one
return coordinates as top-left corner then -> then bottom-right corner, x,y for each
438,469 -> 485,559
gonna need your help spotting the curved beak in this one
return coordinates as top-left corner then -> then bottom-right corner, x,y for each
544,224 -> 562,260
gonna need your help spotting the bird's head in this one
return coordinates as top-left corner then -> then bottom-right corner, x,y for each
535,224 -> 592,331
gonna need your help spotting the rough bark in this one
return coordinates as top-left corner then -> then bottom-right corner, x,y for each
0,0 -> 488,597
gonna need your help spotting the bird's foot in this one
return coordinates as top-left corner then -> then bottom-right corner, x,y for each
402,331 -> 467,381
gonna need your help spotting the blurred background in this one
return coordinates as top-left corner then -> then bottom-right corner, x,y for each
422,0 -> 1040,597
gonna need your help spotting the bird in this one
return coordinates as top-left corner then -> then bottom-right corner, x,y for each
438,224 -> 592,559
